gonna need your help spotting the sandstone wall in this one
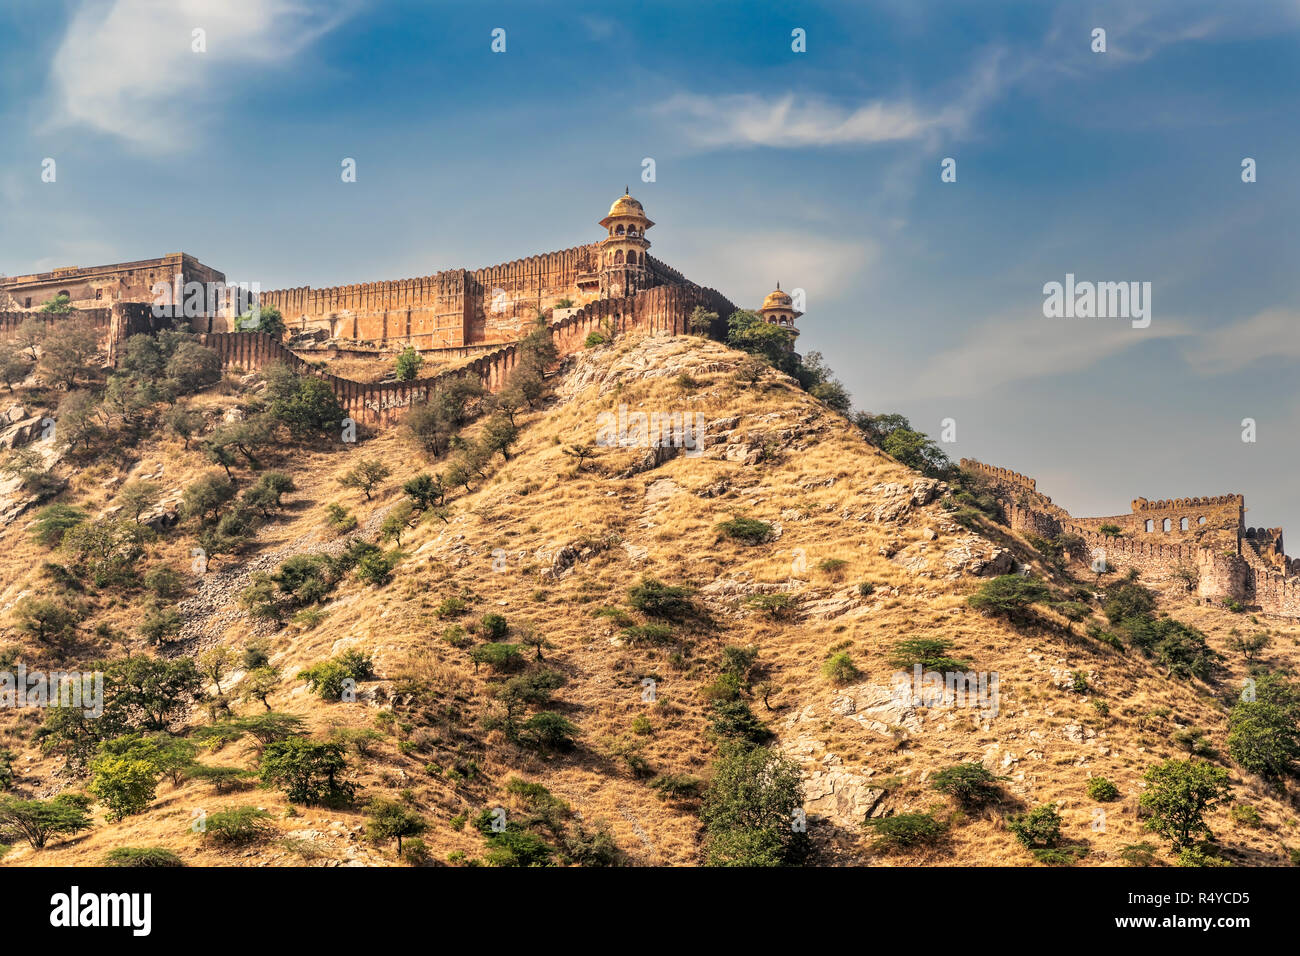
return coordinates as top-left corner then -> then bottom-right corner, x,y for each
966,458 -> 1299,617
258,244 -> 610,350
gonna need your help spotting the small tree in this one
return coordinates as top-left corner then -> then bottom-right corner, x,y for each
364,798 -> 428,854
13,596 -> 82,645
701,743 -> 807,866
0,794 -> 93,849
403,473 -> 444,510
241,666 -> 280,711
339,458 -> 391,500
1139,759 -> 1231,851
88,740 -> 162,821
260,739 -> 355,807
199,646 -> 236,694
394,347 -> 423,382
380,500 -> 417,545
967,575 -> 1051,626
117,480 -> 162,524
931,762 -> 1005,808
0,343 -> 32,391
1007,804 -> 1062,849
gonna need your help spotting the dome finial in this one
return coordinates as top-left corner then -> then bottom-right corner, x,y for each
776,281 -> 780,290
624,185 -> 629,195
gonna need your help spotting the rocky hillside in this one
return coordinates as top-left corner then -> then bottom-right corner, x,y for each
0,331 -> 1297,867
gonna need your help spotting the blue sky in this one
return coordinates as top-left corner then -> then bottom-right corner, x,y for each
2,0 -> 1299,532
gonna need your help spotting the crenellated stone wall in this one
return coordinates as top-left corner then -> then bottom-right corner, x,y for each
961,458 -> 1299,618
198,280 -> 738,426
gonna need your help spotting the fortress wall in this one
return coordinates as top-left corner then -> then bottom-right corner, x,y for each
961,459 -> 1037,493
972,457 -> 1299,611
260,245 -> 606,350
196,277 -> 736,426
0,308 -> 112,337
1128,494 -> 1243,535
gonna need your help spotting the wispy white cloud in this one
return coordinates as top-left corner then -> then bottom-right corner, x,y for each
47,0 -> 360,150
656,49 -> 1009,152
905,312 -> 1189,400
1181,307 -> 1300,375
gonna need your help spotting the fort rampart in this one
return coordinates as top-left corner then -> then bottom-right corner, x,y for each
961,458 -> 1299,617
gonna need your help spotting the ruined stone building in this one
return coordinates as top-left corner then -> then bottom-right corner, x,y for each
962,459 -> 1300,617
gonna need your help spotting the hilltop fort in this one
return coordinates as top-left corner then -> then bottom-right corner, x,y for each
962,459 -> 1300,617
2,195 -> 1295,616
1,191 -> 808,424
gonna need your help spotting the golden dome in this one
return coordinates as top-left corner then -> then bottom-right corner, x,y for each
607,192 -> 645,218
762,287 -> 792,309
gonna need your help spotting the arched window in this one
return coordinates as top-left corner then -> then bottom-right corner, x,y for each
1198,516 -> 1206,525
1162,518 -> 1172,532
614,250 -> 624,264
616,224 -> 625,235
627,251 -> 637,265
1145,520 -> 1154,533
58,289 -> 70,299
1180,517 -> 1189,531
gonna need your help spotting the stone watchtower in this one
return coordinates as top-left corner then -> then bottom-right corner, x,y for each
598,188 -> 653,299
758,283 -> 801,338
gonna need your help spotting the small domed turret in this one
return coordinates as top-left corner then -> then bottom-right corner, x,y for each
758,281 -> 801,335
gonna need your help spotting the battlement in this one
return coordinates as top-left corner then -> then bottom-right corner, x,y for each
1132,494 -> 1243,512
974,457 -> 1296,617
960,459 -> 1037,493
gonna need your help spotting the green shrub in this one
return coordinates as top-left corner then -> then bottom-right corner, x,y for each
1178,844 -> 1233,867
1230,804 -> 1262,828
1103,580 -> 1156,624
708,700 -> 771,744
1032,845 -> 1089,866
355,550 -> 399,587
821,652 -> 860,684
1007,804 -> 1062,849
620,622 -> 674,645
1118,842 -> 1159,866
931,763 -> 1004,808
469,643 -> 523,673
887,638 -> 970,673
627,577 -> 695,621
702,744 -> 807,866
967,575 -> 1051,626
857,582 -> 876,597
517,712 -> 579,752
1227,672 -> 1300,780
1087,777 -> 1120,802
201,806 -> 274,846
863,812 -> 948,852
648,773 -> 703,801
716,517 -> 772,545
481,613 -> 508,640
436,597 -> 468,618
103,846 -> 183,867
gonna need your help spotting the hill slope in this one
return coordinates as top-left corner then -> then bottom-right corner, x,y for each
1,331 -> 1297,867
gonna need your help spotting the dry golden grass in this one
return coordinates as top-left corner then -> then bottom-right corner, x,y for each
1,333 -> 1298,867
